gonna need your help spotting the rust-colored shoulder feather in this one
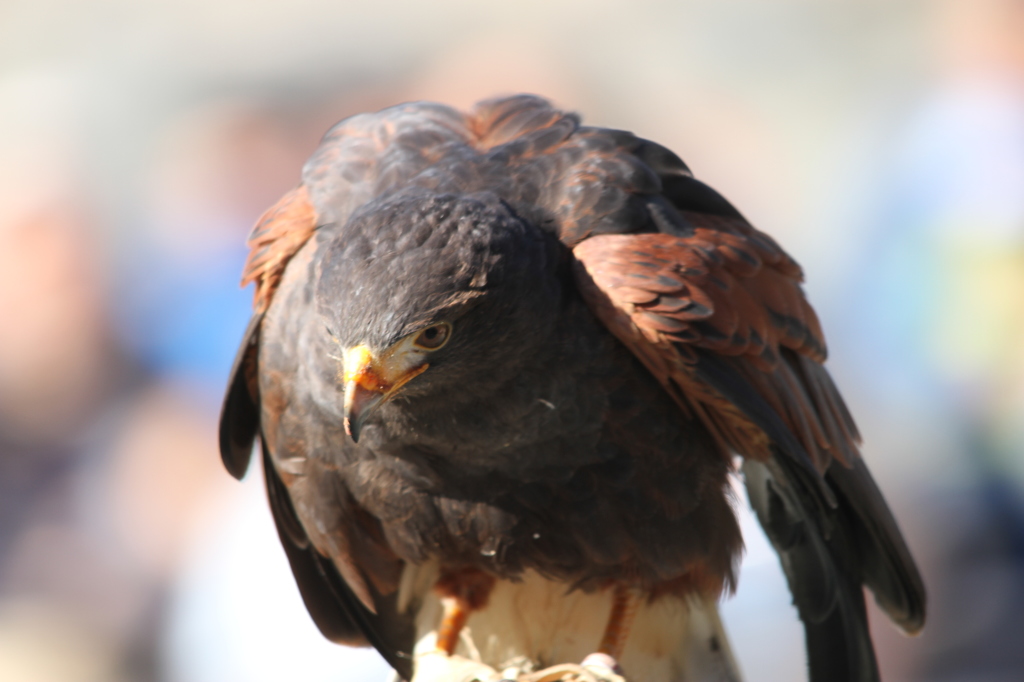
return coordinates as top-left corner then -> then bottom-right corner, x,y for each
242,185 -> 318,313
572,212 -> 858,474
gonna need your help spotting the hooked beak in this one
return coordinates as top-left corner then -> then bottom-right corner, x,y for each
342,345 -> 386,443
343,382 -> 385,443
341,344 -> 428,442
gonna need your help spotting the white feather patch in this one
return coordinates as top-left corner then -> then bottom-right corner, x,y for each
399,562 -> 743,682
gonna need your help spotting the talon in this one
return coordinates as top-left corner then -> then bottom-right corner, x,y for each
435,595 -> 470,655
596,584 -> 639,660
433,567 -> 496,655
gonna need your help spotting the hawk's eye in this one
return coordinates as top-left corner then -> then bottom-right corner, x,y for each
412,322 -> 452,350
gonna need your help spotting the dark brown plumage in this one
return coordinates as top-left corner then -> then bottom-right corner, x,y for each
220,95 -> 925,682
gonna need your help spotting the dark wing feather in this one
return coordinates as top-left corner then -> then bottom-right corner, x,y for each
560,115 -> 925,681
220,329 -> 416,665
219,185 -> 318,479
694,346 -> 922,681
744,456 -> 880,682
828,457 -> 927,633
219,314 -> 262,479
262,444 -> 415,680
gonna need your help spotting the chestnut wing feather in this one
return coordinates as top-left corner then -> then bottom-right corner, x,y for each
572,214 -> 856,483
243,185 -> 319,314
566,136 -> 926,681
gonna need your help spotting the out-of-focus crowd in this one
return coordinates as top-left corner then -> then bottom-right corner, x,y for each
1,1 -> 1022,681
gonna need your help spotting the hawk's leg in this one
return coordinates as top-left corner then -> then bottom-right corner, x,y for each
581,583 -> 640,674
433,567 -> 496,655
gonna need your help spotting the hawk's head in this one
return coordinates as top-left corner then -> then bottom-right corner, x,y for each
315,191 -> 562,441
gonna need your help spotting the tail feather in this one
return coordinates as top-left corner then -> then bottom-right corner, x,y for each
744,458 -> 883,682
828,458 -> 926,634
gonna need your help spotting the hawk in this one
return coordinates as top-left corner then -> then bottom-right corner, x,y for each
220,95 -> 925,682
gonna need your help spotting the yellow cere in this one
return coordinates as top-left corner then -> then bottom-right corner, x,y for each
342,345 -> 387,390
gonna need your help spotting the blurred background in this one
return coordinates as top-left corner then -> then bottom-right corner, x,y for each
1,0 -> 1022,680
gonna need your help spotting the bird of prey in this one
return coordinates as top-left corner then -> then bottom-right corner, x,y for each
220,95 -> 925,682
